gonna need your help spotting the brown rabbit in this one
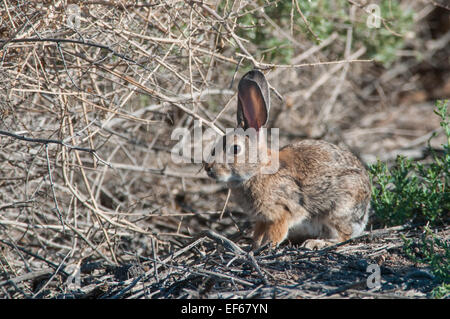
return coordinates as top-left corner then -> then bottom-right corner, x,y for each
204,69 -> 371,250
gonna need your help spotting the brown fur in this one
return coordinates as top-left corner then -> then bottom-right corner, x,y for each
206,135 -> 371,249
231,140 -> 370,248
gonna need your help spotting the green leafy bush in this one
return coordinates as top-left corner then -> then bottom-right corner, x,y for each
403,226 -> 449,298
369,100 -> 449,227
370,101 -> 449,298
430,283 -> 450,299
403,227 -> 449,282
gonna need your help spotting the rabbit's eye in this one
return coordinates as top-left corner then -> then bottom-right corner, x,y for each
230,144 -> 241,155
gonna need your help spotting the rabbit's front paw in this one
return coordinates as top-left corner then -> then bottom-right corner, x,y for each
301,239 -> 332,250
252,219 -> 289,249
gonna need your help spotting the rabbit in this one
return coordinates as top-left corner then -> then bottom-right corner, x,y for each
204,69 -> 371,250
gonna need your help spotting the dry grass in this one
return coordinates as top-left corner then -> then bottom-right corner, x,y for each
0,1 -> 448,298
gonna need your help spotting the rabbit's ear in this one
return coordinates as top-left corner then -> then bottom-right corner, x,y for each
237,69 -> 270,131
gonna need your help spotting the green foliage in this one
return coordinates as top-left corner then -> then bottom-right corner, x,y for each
403,227 -> 449,283
356,0 -> 415,66
369,100 -> 450,227
227,1 -> 295,64
222,0 -> 414,66
430,283 -> 450,299
403,226 -> 450,297
370,101 -> 449,298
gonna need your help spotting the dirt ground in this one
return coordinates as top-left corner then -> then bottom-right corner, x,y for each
2,223 -> 447,298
